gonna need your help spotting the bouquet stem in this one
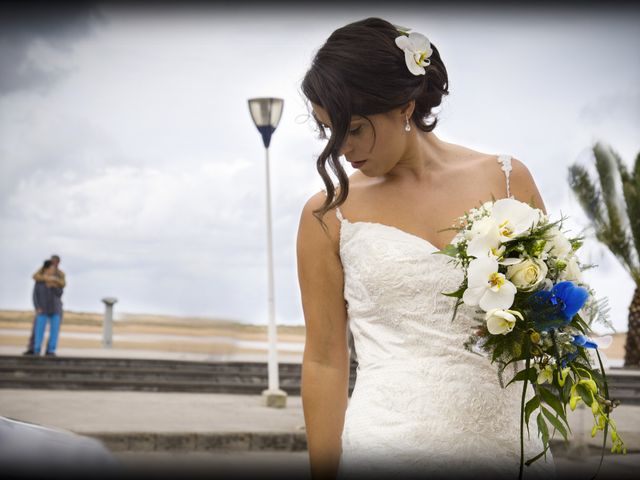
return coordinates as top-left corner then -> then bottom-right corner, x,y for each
593,348 -> 609,480
519,338 -> 531,480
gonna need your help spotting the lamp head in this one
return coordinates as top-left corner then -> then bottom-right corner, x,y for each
248,97 -> 284,148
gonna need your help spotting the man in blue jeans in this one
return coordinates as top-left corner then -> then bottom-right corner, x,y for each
32,260 -> 63,356
23,255 -> 65,355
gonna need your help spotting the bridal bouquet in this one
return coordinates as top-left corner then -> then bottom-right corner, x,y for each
437,197 -> 626,476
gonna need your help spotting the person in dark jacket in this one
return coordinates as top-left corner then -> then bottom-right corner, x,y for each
23,255 -> 65,355
33,260 -> 63,356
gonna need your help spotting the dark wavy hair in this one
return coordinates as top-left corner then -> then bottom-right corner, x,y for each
301,17 -> 449,222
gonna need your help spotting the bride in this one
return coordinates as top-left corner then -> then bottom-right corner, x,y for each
296,17 -> 556,480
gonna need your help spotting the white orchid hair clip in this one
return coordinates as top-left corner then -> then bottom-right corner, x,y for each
393,24 -> 433,76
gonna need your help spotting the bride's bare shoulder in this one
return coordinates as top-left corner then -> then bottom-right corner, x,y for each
440,143 -> 498,178
445,142 -> 533,174
445,142 -> 546,211
298,188 -> 342,245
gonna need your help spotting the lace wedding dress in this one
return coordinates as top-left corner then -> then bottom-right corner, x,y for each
335,155 -> 556,479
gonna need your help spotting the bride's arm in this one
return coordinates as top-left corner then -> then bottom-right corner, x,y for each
297,191 -> 350,480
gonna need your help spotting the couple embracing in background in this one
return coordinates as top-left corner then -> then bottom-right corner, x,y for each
24,255 -> 65,357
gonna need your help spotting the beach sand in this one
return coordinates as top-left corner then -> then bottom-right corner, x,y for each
0,310 -> 306,361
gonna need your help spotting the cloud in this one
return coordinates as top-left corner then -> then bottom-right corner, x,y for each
0,3 -> 104,95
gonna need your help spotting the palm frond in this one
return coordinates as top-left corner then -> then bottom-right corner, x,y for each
616,150 -> 640,284
582,295 -> 614,332
609,146 -> 640,283
566,164 -> 615,257
592,143 -> 637,279
567,164 -> 607,226
615,150 -> 632,183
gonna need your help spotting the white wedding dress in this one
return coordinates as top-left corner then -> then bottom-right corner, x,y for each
335,155 -> 556,479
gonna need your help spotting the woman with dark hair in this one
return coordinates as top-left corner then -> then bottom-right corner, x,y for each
32,260 -> 63,356
297,18 -> 553,479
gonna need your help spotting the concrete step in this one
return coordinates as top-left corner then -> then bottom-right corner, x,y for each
0,375 -> 302,394
0,355 -> 358,395
1,355 -> 636,404
87,431 -> 308,453
0,365 -> 304,382
1,355 -> 304,373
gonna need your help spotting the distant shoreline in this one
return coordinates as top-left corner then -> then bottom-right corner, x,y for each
0,309 -> 306,361
0,309 -> 306,334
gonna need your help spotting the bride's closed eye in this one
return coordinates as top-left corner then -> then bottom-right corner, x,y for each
349,126 -> 362,136
313,122 -> 360,140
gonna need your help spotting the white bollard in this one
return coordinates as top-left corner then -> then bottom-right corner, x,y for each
101,297 -> 118,349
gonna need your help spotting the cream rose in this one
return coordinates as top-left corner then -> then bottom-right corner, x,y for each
485,308 -> 524,335
506,258 -> 548,291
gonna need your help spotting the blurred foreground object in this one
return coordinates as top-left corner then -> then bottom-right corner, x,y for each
0,416 -> 119,479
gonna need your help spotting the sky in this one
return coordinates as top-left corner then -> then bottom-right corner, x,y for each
0,3 -> 638,334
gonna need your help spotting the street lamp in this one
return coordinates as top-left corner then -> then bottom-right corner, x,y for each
248,97 -> 287,408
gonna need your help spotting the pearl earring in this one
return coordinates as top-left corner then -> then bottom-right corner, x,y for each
404,117 -> 411,132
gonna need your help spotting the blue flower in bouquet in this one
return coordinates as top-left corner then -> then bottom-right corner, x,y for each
572,334 -> 598,349
561,334 -> 599,367
527,281 -> 589,331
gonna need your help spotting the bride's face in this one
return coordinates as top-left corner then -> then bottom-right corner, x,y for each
311,103 -> 408,177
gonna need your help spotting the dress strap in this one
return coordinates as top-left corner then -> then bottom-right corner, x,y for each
321,187 -> 345,222
497,154 -> 513,198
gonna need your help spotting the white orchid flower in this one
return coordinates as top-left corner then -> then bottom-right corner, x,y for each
462,256 -> 517,311
489,244 -> 507,260
485,308 -> 524,335
490,198 -> 542,243
462,201 -> 508,255
499,257 -> 524,266
395,32 -> 433,76
392,24 -> 412,35
466,216 -> 502,258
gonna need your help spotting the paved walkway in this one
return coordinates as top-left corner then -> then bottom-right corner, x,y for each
0,344 -> 303,363
0,389 -> 305,437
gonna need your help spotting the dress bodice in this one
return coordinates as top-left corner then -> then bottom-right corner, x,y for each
340,219 -> 474,368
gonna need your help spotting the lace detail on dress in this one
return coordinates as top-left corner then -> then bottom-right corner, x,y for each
497,154 -> 513,199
